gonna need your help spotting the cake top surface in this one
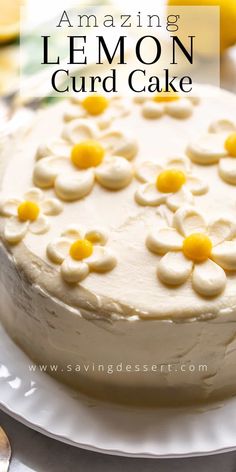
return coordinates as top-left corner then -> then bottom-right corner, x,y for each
1,86 -> 236,321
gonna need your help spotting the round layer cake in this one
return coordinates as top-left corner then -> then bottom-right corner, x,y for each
1,87 -> 236,406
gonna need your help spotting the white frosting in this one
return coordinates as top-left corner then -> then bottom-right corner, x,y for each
2,88 -> 236,405
47,226 -> 117,283
0,188 -> 62,243
95,156 -> 133,190
147,206 -> 236,297
186,133 -> 228,164
134,95 -> 199,120
208,119 -> 236,134
33,121 -> 136,201
64,95 -> 130,129
187,119 -> 236,184
135,157 -> 208,209
36,139 -> 71,161
1,86 -> 236,320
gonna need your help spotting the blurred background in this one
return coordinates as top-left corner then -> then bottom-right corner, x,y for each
0,0 -> 235,101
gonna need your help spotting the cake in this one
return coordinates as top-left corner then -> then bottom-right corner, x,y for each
1,87 -> 236,406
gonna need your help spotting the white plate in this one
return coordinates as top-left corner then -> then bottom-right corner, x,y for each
1,324 -> 236,458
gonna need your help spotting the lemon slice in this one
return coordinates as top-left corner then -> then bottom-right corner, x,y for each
0,0 -> 22,43
168,0 -> 236,53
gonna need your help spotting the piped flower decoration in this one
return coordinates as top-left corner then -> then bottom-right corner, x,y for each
146,206 -> 236,297
0,188 -> 63,244
47,225 -> 117,283
187,119 -> 236,185
134,93 -> 199,120
135,157 -> 208,211
63,94 -> 130,130
33,120 -> 138,202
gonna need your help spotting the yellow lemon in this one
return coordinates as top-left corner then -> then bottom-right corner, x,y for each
183,233 -> 212,262
225,133 -> 236,157
71,140 -> 105,169
0,0 -> 22,44
18,201 -> 40,222
70,239 -> 93,261
168,0 -> 236,53
156,169 -> 186,193
153,93 -> 180,103
81,95 -> 109,116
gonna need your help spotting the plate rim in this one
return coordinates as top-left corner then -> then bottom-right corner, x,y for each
1,401 -> 236,459
1,324 -> 236,458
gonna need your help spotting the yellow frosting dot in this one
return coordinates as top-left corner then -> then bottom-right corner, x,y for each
81,95 -> 109,115
71,140 -> 105,169
156,169 -> 186,193
17,201 -> 40,222
70,239 -> 93,261
153,93 -> 180,103
225,132 -> 236,157
182,233 -> 212,263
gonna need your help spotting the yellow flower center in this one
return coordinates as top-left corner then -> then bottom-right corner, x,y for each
153,92 -> 180,103
81,95 -> 109,115
225,132 -> 236,157
71,140 -> 105,169
17,201 -> 40,222
70,239 -> 93,261
156,169 -> 186,193
182,233 -> 212,263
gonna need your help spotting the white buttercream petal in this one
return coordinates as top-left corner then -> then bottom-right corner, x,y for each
208,120 -> 236,134
219,158 -> 236,185
165,98 -> 193,119
29,215 -> 50,234
166,156 -> 192,173
192,260 -> 226,297
110,98 -> 130,118
47,237 -> 71,264
146,228 -> 184,254
4,217 -> 29,243
95,156 -> 133,190
211,241 -> 236,271
173,206 -> 207,236
185,176 -> 209,195
61,257 -> 89,283
95,110 -> 113,130
86,246 -> 117,272
94,100 -> 122,125
36,139 -> 71,161
158,252 -> 193,286
112,136 -> 138,161
70,95 -> 83,105
0,198 -> 21,216
188,96 -> 200,106
142,101 -> 164,119
208,219 -> 236,246
41,198 -> 63,216
186,133 -> 228,164
166,187 -> 194,212
101,130 -> 138,160
135,161 -> 162,183
62,119 -> 99,144
63,104 -> 84,122
133,94 -> 149,104
61,225 -> 84,240
135,183 -> 167,207
84,228 -> 108,246
24,188 -> 44,203
33,156 -> 72,188
54,170 -> 95,201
